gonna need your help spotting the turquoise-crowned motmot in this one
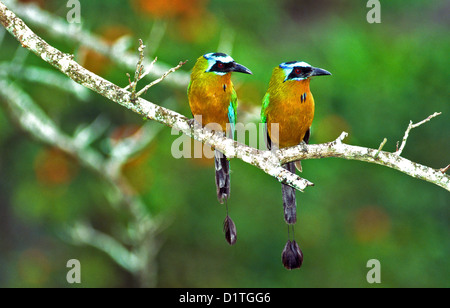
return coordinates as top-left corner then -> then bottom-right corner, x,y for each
261,61 -> 331,268
188,52 -> 252,244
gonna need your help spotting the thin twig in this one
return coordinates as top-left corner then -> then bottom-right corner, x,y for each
126,73 -> 132,87
135,60 -> 187,98
374,138 -> 387,158
277,132 -> 449,191
124,56 -> 157,91
411,112 -> 442,129
130,39 -> 145,101
396,112 -> 441,156
67,221 -> 140,273
440,164 -> 450,174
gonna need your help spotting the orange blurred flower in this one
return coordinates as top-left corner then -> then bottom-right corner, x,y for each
122,148 -> 154,195
133,0 -> 208,18
110,124 -> 155,194
109,124 -> 142,145
34,147 -> 78,186
99,25 -> 133,45
176,10 -> 217,43
18,249 -> 51,287
132,0 -> 217,43
353,206 -> 391,243
78,47 -> 109,76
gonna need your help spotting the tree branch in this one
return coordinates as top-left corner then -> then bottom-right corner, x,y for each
1,0 -> 190,88
129,39 -> 146,101
0,1 -> 448,192
0,2 -> 313,192
66,221 -> 141,274
0,77 -> 162,287
396,112 -> 441,156
277,132 -> 449,191
135,59 -> 187,98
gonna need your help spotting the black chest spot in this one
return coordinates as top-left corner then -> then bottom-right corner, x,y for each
300,93 -> 307,103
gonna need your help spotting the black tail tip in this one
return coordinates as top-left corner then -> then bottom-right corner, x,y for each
223,215 -> 237,245
282,240 -> 303,269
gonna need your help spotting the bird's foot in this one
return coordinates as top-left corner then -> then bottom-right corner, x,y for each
299,140 -> 308,152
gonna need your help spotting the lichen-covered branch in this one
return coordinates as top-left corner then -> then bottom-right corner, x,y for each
1,0 -> 190,88
0,1 -> 448,193
396,112 -> 441,156
277,132 -> 449,191
0,1 -> 313,192
135,59 -> 187,98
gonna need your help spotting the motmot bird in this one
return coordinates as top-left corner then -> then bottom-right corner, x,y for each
188,52 -> 252,204
261,61 -> 330,269
261,61 -> 331,225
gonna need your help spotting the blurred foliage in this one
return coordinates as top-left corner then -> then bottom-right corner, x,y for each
0,0 -> 449,287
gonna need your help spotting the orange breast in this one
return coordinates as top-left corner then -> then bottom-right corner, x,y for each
265,80 -> 314,148
188,75 -> 232,133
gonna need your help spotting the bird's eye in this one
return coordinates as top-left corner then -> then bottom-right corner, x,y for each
294,68 -> 302,75
217,62 -> 225,69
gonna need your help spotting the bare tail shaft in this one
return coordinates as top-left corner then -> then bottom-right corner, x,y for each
215,150 -> 230,203
282,162 -> 297,224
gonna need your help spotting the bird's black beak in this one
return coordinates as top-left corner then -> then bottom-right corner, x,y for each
231,62 -> 253,75
310,67 -> 332,77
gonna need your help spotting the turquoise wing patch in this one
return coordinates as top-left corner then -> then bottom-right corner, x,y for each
227,87 -> 237,139
228,102 -> 236,139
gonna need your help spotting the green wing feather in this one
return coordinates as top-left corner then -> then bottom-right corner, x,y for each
187,80 -> 192,97
261,92 -> 270,123
230,87 -> 237,122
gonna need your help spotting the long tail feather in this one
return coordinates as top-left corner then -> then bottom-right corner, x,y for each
215,150 -> 230,203
282,162 -> 297,224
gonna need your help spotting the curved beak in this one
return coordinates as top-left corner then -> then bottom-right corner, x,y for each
231,62 -> 253,75
310,67 -> 331,77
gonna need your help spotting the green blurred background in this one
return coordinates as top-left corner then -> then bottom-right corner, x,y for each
0,0 -> 448,287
